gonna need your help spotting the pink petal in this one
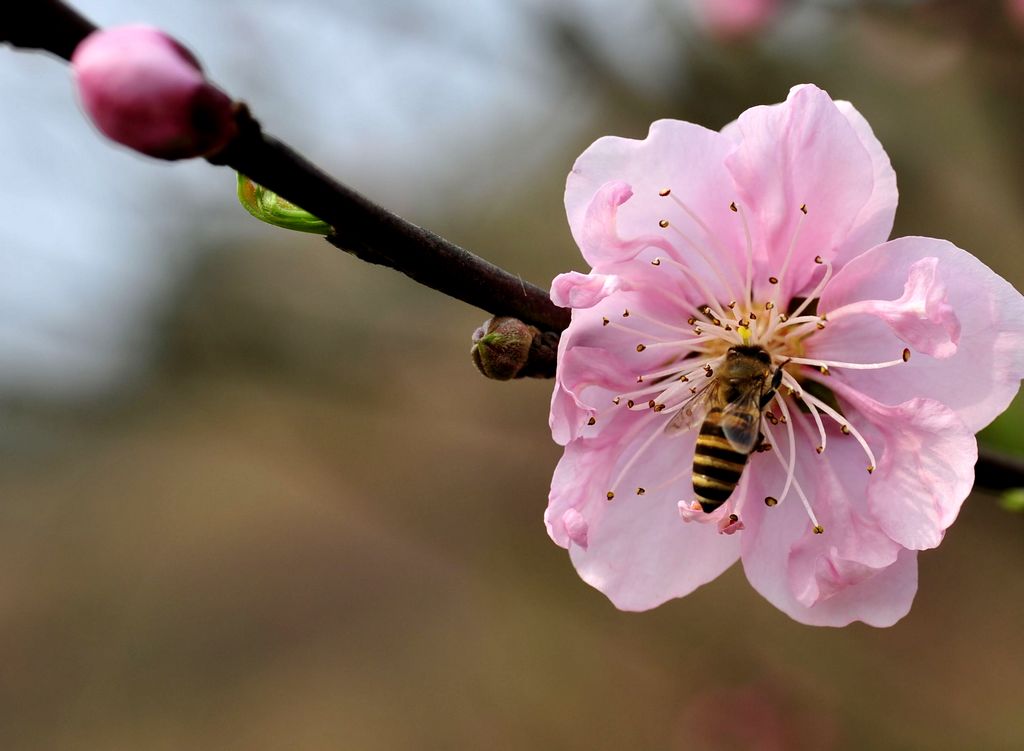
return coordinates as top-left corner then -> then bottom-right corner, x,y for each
740,429 -> 914,626
575,182 -> 677,270
724,85 -> 876,300
549,345 -> 627,446
565,121 -> 747,298
561,508 -> 589,550
825,256 -> 960,358
831,100 -> 898,267
834,385 -> 977,551
548,421 -> 741,611
550,271 -> 627,310
814,236 -> 1024,432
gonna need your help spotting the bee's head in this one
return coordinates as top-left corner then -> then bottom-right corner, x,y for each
727,345 -> 772,365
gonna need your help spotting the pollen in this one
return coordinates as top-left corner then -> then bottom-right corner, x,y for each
636,487 -> 646,495
769,276 -> 779,284
813,525 -> 824,534
902,348 -> 911,362
636,344 -> 646,352
658,188 -> 671,197
658,219 -> 670,228
606,491 -> 615,501
587,416 -> 597,426
729,202 -> 738,212
765,496 -> 778,507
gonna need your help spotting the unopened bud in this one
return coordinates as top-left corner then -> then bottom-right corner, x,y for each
237,174 -> 331,234
471,316 -> 540,380
71,25 -> 236,160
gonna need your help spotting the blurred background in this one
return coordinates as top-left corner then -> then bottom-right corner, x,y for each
2,0 -> 1023,748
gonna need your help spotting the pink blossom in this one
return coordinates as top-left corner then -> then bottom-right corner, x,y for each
1010,0 -> 1024,33
547,85 -> 1024,626
689,0 -> 783,40
72,25 -> 236,160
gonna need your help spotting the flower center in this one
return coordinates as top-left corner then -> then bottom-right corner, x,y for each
592,190 -> 913,536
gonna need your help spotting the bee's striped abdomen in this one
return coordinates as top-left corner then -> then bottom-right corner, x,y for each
692,407 -> 752,512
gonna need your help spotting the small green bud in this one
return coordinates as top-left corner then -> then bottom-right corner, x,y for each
471,316 -> 540,380
236,173 -> 331,234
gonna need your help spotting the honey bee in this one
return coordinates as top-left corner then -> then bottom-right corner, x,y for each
666,345 -> 784,512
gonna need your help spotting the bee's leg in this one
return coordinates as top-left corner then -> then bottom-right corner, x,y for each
759,363 -> 787,409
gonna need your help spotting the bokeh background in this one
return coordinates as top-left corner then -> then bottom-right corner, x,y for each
2,0 -> 1024,748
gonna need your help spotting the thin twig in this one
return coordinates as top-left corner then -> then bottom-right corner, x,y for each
974,447 -> 1024,492
0,0 -> 97,61
209,108 -> 570,333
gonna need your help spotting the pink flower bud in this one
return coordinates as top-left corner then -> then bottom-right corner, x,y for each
71,25 -> 236,160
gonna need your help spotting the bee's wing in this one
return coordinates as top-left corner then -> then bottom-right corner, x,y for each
719,385 -> 763,454
664,380 -> 718,436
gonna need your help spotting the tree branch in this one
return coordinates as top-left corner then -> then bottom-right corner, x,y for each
975,447 -> 1024,492
0,0 -> 97,61
209,108 -> 570,333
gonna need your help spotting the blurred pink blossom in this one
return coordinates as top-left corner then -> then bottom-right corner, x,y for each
72,25 -> 236,160
547,84 -> 1024,626
689,0 -> 783,40
1009,0 -> 1024,32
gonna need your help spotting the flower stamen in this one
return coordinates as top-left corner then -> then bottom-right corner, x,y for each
605,423 -> 670,501
798,386 -> 878,473
731,201 -> 756,310
764,204 -> 809,309
662,193 -> 746,302
780,371 -> 827,454
786,352 -> 910,371
761,416 -> 823,532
